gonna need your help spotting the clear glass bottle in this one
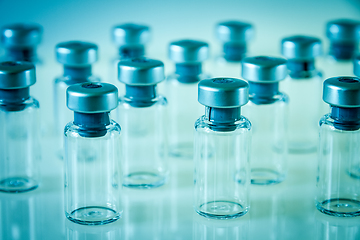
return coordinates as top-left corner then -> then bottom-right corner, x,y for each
54,41 -> 99,159
166,39 -> 210,159
194,77 -> 251,219
64,82 -> 122,225
317,76 -> 360,217
109,23 -> 150,94
281,35 -> 324,153
241,56 -> 288,185
115,57 -> 168,189
0,61 -> 40,193
212,20 -> 254,77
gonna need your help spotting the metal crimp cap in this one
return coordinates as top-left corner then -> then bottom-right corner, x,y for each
56,41 -> 98,66
281,35 -> 322,59
0,61 -> 36,89
112,23 -> 150,46
354,55 -> 360,77
216,20 -> 254,43
326,19 -> 360,42
66,82 -> 118,113
168,39 -> 209,63
241,56 -> 287,82
1,23 -> 42,48
118,57 -> 164,86
323,76 -> 360,108
198,78 -> 249,108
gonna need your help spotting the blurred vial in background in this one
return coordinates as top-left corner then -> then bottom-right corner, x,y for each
115,58 -> 168,189
54,41 -> 99,159
317,76 -> 360,217
241,56 -> 288,185
109,23 -> 150,94
64,82 -> 122,225
281,35 -> 323,153
354,54 -> 360,77
0,61 -> 40,193
166,39 -> 210,159
320,19 -> 360,78
194,77 -> 251,219
213,20 -> 254,77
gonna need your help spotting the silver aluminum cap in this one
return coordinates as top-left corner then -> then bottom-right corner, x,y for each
198,78 -> 249,108
112,23 -> 150,46
241,56 -> 287,82
354,55 -> 360,77
326,19 -> 360,42
281,35 -> 322,59
168,40 -> 209,63
323,77 -> 360,107
56,41 -> 98,66
1,23 -> 42,48
118,57 -> 164,86
67,82 -> 118,113
216,20 -> 254,43
0,61 -> 36,89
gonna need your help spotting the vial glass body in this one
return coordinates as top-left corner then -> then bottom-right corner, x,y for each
317,114 -> 360,217
242,93 -> 288,185
0,97 -> 41,192
116,95 -> 168,189
194,115 -> 251,219
64,120 -> 122,225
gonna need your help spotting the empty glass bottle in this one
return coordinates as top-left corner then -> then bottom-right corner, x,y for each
317,76 -> 360,217
115,57 -> 168,189
0,61 -> 40,193
54,41 -> 99,159
167,39 -> 210,159
241,56 -> 288,185
64,82 -> 122,225
281,35 -> 323,153
194,77 -> 251,219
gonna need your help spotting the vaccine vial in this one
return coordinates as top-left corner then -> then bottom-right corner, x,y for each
213,20 -> 254,77
321,19 -> 360,78
166,39 -> 210,159
64,82 -> 122,225
110,23 -> 150,93
0,61 -> 40,193
194,77 -> 251,219
115,57 -> 168,189
241,56 -> 288,185
54,41 -> 99,159
317,76 -> 360,217
281,35 -> 323,153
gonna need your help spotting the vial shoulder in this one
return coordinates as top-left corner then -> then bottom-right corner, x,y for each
54,75 -> 100,86
0,97 -> 39,111
118,95 -> 167,108
64,121 -> 121,138
248,92 -> 288,105
195,115 -> 251,132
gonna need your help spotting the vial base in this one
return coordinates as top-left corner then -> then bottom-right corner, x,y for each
169,142 -> 193,159
316,198 -> 360,217
347,164 -> 360,179
288,141 -> 317,154
251,168 -> 285,185
0,177 -> 38,193
123,172 -> 166,189
66,206 -> 121,225
196,200 -> 248,219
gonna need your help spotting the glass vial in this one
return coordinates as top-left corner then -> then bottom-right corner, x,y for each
241,56 -> 288,185
109,23 -> 150,93
0,61 -> 40,193
115,57 -> 168,189
54,41 -> 99,159
64,82 -> 122,225
281,35 -> 323,153
167,39 -> 210,159
194,77 -> 251,219
213,20 -> 254,77
317,76 -> 360,217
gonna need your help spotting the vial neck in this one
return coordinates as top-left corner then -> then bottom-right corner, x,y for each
0,88 -> 30,111
249,82 -> 279,104
6,47 -> 37,62
330,106 -> 360,131
205,107 -> 241,131
287,59 -> 316,78
119,45 -> 145,59
175,63 -> 202,83
329,41 -> 358,60
125,85 -> 157,107
223,43 -> 246,62
63,66 -> 92,80
73,112 -> 110,137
